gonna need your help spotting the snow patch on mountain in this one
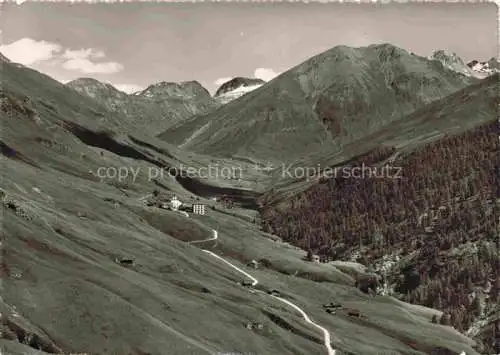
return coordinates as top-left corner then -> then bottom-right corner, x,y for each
467,58 -> 500,78
216,83 -> 263,104
214,77 -> 265,104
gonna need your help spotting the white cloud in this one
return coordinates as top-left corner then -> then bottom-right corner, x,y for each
0,37 -> 123,75
60,47 -> 122,74
62,58 -> 123,74
113,83 -> 143,94
62,48 -> 105,60
0,38 -> 62,65
214,77 -> 233,86
254,68 -> 279,81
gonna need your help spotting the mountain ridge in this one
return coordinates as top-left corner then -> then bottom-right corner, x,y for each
159,43 -> 476,164
66,76 -> 219,135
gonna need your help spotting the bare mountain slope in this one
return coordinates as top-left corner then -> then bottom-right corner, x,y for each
159,43 -> 475,164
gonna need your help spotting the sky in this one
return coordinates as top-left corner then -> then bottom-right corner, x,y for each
0,2 -> 497,94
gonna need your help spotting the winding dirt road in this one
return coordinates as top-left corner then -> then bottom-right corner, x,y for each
184,212 -> 336,355
139,200 -> 336,354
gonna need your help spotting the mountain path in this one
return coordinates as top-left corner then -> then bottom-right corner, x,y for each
183,210 -> 337,355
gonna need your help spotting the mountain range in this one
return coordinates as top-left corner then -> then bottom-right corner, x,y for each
160,44 -> 479,164
65,78 -> 220,136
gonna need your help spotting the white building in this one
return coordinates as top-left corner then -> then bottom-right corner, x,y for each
170,196 -> 182,211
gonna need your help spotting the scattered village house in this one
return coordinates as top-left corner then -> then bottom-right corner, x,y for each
220,195 -> 234,208
245,322 -> 263,330
305,249 -> 321,262
247,259 -> 259,269
115,256 -> 134,266
170,196 -> 182,211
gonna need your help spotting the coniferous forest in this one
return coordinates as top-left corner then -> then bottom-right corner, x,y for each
261,120 -> 499,353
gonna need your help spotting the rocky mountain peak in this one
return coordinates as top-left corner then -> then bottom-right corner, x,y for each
66,77 -> 126,100
428,50 -> 474,77
430,50 -> 464,64
137,80 -> 211,100
467,57 -> 500,78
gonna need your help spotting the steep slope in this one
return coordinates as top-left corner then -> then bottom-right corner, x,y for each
2,61 -> 125,134
0,56 -> 483,355
214,77 -> 265,105
159,43 -> 475,164
66,78 -> 220,135
259,73 -> 498,193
